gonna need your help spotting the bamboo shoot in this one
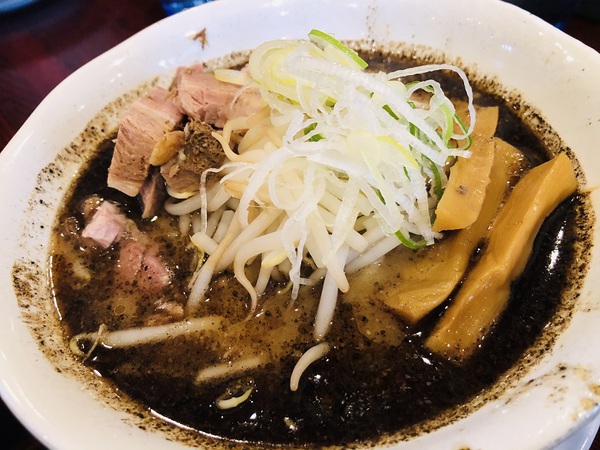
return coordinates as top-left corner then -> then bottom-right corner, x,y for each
425,152 -> 578,362
432,106 -> 499,232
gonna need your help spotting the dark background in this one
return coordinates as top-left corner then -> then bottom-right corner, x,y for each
0,0 -> 599,448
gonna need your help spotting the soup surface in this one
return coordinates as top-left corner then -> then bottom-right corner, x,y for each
49,49 -> 590,447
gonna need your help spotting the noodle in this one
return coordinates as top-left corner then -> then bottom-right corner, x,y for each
190,231 -> 218,255
195,356 -> 265,385
314,245 -> 350,340
187,210 -> 242,312
254,264 -> 273,296
216,208 -> 283,272
345,235 -> 402,273
289,342 -> 330,391
71,317 -> 223,350
212,209 -> 235,243
233,229 -> 297,312
204,205 -> 225,237
178,213 -> 191,235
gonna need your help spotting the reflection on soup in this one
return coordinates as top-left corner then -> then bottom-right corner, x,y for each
49,33 -> 590,447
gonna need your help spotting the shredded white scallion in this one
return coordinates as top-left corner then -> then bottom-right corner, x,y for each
174,31 -> 475,347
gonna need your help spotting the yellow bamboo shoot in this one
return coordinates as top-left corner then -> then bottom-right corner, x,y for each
432,106 -> 499,232
455,102 -> 499,140
425,152 -> 578,363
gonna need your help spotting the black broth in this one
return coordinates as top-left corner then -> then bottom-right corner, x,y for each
49,52 -> 586,448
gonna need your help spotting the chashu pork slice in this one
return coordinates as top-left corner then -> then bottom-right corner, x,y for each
108,86 -> 183,197
175,64 -> 263,128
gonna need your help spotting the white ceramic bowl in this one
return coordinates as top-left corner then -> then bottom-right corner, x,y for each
1,0 -> 600,449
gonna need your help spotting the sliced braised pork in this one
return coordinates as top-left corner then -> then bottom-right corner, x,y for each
108,87 -> 183,197
139,167 -> 167,219
81,200 -> 172,292
175,64 -> 263,128
81,201 -> 127,249
117,240 -> 172,293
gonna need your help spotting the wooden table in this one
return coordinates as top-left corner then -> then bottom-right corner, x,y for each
0,1 -> 599,448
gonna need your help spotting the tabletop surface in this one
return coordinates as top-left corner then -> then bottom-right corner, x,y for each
1,0 -> 599,449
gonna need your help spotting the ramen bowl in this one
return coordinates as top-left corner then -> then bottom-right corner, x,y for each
1,0 -> 599,449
